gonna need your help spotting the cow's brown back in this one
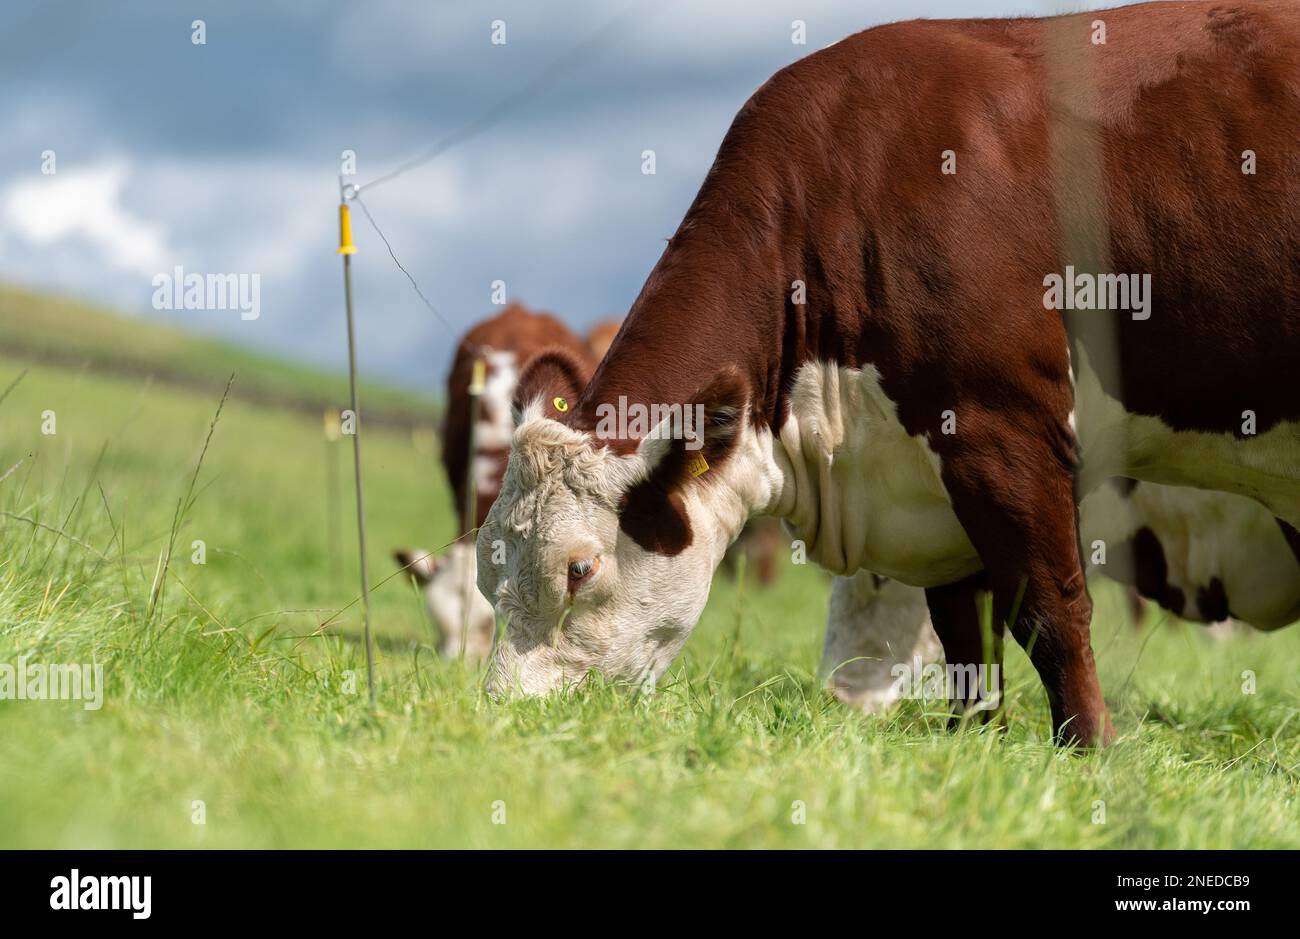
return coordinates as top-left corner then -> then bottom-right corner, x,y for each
573,0 -> 1300,444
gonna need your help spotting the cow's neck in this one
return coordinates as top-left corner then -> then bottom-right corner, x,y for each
689,420 -> 788,569
569,145 -> 876,439
565,145 -> 980,583
733,362 -> 981,587
566,224 -> 792,561
574,244 -> 774,436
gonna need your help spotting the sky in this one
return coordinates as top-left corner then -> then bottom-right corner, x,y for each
0,0 -> 1117,392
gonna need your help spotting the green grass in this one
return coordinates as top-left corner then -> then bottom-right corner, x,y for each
1,339 -> 1298,848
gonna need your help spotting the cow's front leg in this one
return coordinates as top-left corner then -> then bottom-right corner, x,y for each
998,565 -> 1113,747
940,435 -> 1115,747
924,571 -> 1000,726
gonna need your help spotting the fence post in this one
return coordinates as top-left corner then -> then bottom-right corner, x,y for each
337,183 -> 377,704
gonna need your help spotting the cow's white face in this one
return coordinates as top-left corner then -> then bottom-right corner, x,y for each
477,377 -> 752,697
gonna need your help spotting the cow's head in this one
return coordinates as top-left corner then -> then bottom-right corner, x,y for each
394,542 -> 496,659
477,361 -> 753,696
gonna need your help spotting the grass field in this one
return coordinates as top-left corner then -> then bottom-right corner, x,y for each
0,284 -> 434,428
1,292 -> 1298,849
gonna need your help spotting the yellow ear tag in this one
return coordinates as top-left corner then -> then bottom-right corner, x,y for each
552,396 -> 569,413
687,454 -> 710,478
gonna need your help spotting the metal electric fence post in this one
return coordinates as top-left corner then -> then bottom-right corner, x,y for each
337,181 -> 377,705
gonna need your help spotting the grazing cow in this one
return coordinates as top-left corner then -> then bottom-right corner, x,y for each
396,302 -> 597,658
477,1 -> 1300,745
826,481 -> 1300,711
820,571 -> 944,712
398,308 -> 756,655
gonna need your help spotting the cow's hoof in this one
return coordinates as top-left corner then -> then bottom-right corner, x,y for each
828,685 -> 901,715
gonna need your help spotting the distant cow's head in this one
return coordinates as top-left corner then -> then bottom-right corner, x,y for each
394,542 -> 495,659
476,366 -> 754,696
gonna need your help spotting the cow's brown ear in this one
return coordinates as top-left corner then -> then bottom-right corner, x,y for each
513,346 -> 590,423
637,367 -> 748,491
619,368 -> 749,556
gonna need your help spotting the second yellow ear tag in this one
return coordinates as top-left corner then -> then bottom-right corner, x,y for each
687,454 -> 709,478
553,396 -> 569,412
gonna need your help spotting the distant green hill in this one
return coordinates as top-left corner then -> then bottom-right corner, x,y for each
0,283 -> 436,429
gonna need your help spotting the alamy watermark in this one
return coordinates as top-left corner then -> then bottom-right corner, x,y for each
594,396 -> 706,451
1043,265 -> 1151,320
152,266 -> 261,321
0,655 -> 103,710
889,656 -> 1000,711
50,869 -> 150,919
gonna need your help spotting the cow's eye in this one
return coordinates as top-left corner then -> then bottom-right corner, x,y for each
567,557 -> 599,589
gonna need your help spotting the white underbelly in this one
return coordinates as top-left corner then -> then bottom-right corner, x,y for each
1072,346 -> 1300,525
775,362 -> 979,587
774,356 -> 1300,591
1080,480 -> 1300,628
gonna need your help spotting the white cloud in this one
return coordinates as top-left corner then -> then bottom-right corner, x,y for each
133,159 -> 341,280
2,162 -> 169,278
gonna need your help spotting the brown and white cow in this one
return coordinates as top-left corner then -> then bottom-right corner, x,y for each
398,307 -> 783,656
477,1 -> 1300,745
825,481 -> 1300,712
1084,481 -> 1300,631
396,302 -> 600,658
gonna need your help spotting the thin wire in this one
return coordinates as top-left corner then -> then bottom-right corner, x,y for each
351,193 -> 461,341
291,526 -> 481,651
349,0 -> 656,197
346,1 -> 677,357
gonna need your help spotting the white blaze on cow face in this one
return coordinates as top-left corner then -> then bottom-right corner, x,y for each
477,407 -> 765,697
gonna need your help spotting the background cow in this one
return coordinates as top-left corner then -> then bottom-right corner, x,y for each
585,320 -> 621,363
396,302 -> 600,658
825,481 -> 1300,711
